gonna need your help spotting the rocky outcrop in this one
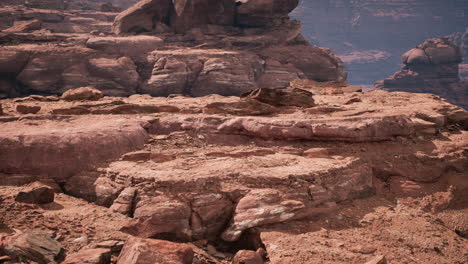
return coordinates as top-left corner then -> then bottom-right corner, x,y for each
376,38 -> 468,109
117,237 -> 193,264
0,0 -> 346,98
292,0 -> 468,84
0,116 -> 149,180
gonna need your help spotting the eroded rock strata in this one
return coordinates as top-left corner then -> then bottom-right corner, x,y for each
1,85 -> 467,263
0,1 -> 467,264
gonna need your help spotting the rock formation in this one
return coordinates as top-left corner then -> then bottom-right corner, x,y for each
376,38 -> 468,109
0,1 -> 467,264
0,0 -> 346,98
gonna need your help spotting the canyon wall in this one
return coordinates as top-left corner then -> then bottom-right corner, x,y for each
292,0 -> 468,85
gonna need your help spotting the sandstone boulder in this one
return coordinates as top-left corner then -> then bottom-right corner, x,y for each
3,232 -> 64,264
62,248 -> 111,264
16,104 -> 41,114
112,0 -> 173,34
170,0 -> 235,33
221,189 -> 319,241
241,87 -> 315,107
117,237 -> 193,264
121,195 -> 192,240
236,0 -> 299,27
61,87 -> 103,101
232,250 -> 263,264
15,184 -> 54,204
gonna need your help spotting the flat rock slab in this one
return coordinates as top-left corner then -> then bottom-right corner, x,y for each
0,116 -> 149,180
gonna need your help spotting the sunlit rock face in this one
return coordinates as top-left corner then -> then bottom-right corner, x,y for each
292,0 -> 468,85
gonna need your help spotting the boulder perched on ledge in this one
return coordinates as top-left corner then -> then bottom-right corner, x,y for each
376,38 -> 468,109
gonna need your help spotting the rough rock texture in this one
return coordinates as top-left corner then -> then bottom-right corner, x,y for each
0,116 -> 149,180
117,237 -> 193,264
0,87 -> 467,263
3,231 -> 64,263
376,38 -> 468,109
15,183 -> 54,204
232,250 -> 263,264
61,248 -> 111,264
61,87 -> 104,101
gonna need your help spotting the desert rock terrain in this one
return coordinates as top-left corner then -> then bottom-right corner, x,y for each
0,0 -> 467,264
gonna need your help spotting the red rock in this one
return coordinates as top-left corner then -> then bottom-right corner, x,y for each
221,189 -> 321,242
15,184 -> 54,204
204,99 -> 278,116
16,104 -> 41,114
303,148 -> 329,158
51,106 -> 91,115
121,195 -> 192,240
365,255 -> 387,264
121,151 -> 151,161
112,0 -> 173,35
232,250 -> 263,264
241,87 -> 315,107
62,248 -> 111,264
110,187 -> 137,216
0,116 -> 149,180
61,87 -> 103,101
3,231 -> 64,264
3,19 -> 41,33
117,237 -> 193,264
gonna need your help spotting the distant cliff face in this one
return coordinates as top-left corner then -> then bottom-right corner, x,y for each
292,0 -> 468,84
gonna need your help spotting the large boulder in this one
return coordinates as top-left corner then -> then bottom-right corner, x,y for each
15,184 -> 55,204
236,0 -> 299,27
61,87 -> 103,101
260,45 -> 347,82
112,0 -> 173,35
117,237 -> 193,264
170,0 -> 235,33
3,232 -> 64,264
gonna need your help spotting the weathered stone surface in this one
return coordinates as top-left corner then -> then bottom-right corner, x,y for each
15,184 -> 54,204
0,116 -> 149,180
2,19 -> 41,33
112,0 -> 172,34
16,104 -> 41,114
232,250 -> 263,264
260,45 -> 347,82
241,87 -> 315,107
3,232 -> 64,264
61,87 -> 103,101
143,49 -> 263,97
117,237 -> 193,264
204,99 -> 278,116
221,189 -> 333,241
236,0 -> 299,27
86,35 -> 164,56
62,248 -> 111,264
170,0 -> 235,33
110,187 -> 137,216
